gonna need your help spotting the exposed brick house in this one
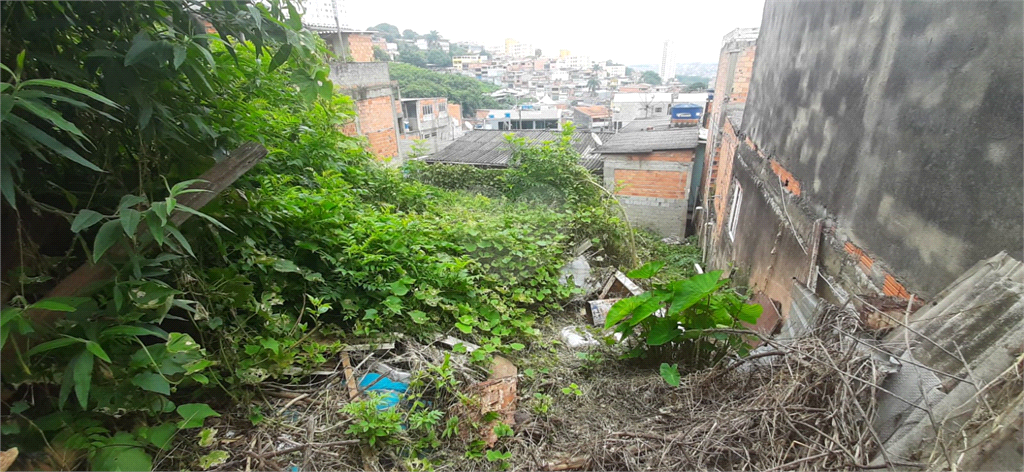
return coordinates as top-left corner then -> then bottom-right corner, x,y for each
697,28 -> 758,238
706,0 -> 1022,341
327,60 -> 400,160
599,128 -> 700,237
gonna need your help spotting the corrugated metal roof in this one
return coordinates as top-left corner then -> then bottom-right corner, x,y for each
619,116 -> 673,133
598,127 -> 699,153
425,130 -> 612,169
873,252 -> 1024,466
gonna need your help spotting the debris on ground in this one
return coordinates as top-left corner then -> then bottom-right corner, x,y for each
559,326 -> 600,348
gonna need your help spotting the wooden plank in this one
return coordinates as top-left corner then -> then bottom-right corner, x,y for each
341,352 -> 360,401
7,143 -> 267,357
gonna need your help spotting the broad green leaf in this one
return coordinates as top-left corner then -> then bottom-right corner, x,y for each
93,219 -> 123,262
132,372 -> 171,395
177,403 -> 220,429
268,43 -> 292,72
198,427 -> 217,447
91,437 -> 153,471
408,310 -> 427,324
165,225 -> 195,257
85,341 -> 111,363
389,280 -> 409,296
627,261 -> 665,279
173,44 -> 187,69
383,296 -> 402,313
667,271 -> 725,316
70,209 -> 104,233
646,318 -> 681,346
4,115 -> 102,171
272,259 -> 300,273
627,292 -> 669,327
72,350 -> 94,410
454,323 -> 472,334
166,333 -> 200,353
198,450 -> 229,469
124,33 -> 155,66
13,97 -> 86,139
659,363 -> 681,387
172,205 -> 232,232
101,325 -> 169,340
142,422 -> 177,450
27,337 -> 81,357
169,178 -> 207,196
118,194 -> 147,211
146,213 -> 165,246
259,338 -> 280,354
736,303 -> 763,325
19,78 -> 120,108
29,297 -> 86,312
603,292 -> 652,329
118,208 -> 141,237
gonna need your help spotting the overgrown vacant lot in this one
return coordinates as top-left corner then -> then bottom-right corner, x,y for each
0,2 -> 845,471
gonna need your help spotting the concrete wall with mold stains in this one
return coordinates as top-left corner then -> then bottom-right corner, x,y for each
741,0 -> 1023,297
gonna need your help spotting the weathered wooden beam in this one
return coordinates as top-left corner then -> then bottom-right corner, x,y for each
8,142 -> 266,350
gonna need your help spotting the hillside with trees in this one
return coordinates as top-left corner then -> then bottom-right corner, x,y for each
388,63 -> 499,117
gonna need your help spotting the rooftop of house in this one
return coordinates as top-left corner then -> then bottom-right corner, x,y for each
574,106 -> 612,119
726,104 -> 745,131
598,127 -> 699,153
424,129 -> 611,170
619,116 -> 672,132
483,109 -> 561,120
612,93 -> 675,104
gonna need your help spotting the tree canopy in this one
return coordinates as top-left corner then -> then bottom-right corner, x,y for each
368,22 -> 399,41
641,70 -> 663,86
388,62 -> 498,116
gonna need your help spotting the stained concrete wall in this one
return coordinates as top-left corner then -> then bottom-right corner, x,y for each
743,0 -> 1024,297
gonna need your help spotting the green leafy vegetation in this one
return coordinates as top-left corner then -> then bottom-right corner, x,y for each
0,4 -> 638,470
641,70 -> 663,86
604,263 -> 762,376
388,62 -> 499,117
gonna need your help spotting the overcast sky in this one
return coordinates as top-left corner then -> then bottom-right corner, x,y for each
345,0 -> 765,65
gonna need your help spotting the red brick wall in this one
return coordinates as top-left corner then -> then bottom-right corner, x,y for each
341,95 -> 398,159
730,46 -> 756,103
449,103 -> 462,120
714,119 -> 740,232
615,169 -> 688,199
346,33 -> 374,63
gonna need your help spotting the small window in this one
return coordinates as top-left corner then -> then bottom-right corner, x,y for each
728,181 -> 743,241
422,105 -> 433,115
655,107 -> 663,113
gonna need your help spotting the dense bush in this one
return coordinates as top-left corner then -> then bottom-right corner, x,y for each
388,62 -> 499,117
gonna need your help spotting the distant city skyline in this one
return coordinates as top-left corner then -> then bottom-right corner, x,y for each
339,0 -> 765,67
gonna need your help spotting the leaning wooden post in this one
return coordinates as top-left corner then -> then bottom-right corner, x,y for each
5,142 -> 267,360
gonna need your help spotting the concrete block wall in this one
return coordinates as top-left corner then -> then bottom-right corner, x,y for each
329,62 -> 390,88
604,150 -> 694,237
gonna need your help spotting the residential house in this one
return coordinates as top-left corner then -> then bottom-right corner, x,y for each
423,129 -> 609,175
478,108 -> 562,131
696,27 -> 758,238
599,127 -> 701,237
397,97 -> 457,161
706,0 -> 1022,346
572,106 -> 612,131
611,93 -> 674,130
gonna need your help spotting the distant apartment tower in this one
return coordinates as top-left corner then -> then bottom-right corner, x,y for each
300,0 -> 349,30
659,40 -> 675,79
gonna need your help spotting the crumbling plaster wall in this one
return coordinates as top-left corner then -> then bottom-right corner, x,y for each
743,0 -> 1024,297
